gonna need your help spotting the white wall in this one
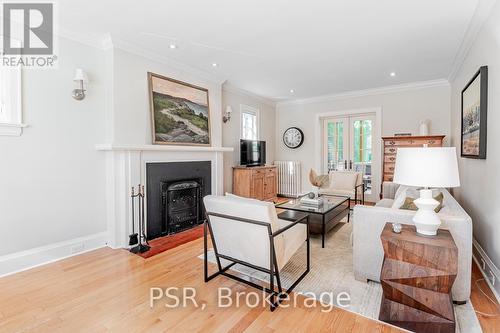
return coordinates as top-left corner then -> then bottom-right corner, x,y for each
110,48 -> 223,147
275,84 -> 451,191
0,37 -> 107,256
450,1 -> 500,270
221,86 -> 276,193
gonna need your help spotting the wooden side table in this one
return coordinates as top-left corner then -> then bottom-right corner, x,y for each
379,223 -> 458,333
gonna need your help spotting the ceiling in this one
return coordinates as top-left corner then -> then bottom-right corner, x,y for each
58,0 -> 479,101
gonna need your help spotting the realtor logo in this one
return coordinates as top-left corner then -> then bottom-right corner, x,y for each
1,2 -> 57,68
3,3 -> 53,55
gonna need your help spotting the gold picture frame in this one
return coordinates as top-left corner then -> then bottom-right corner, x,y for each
148,72 -> 211,146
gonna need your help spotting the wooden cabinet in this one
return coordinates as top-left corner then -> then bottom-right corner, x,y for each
382,135 -> 444,183
233,166 -> 277,201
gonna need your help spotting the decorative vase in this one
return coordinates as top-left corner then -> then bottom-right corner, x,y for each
419,120 -> 429,136
413,189 -> 441,236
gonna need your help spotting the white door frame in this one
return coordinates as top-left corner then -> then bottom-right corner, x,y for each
314,107 -> 383,201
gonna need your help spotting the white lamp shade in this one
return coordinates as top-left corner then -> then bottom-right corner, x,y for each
393,147 -> 460,188
73,68 -> 88,82
225,105 -> 233,114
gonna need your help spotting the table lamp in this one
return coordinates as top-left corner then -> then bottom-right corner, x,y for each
393,147 -> 460,236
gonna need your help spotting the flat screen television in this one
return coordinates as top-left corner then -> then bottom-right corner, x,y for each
240,139 -> 266,166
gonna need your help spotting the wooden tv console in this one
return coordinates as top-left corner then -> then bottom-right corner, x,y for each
232,165 -> 277,201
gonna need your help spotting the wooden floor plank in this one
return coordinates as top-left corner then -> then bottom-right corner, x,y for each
470,261 -> 500,333
0,234 -> 497,333
0,238 -> 401,333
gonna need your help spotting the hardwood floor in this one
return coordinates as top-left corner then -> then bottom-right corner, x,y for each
137,225 -> 204,259
471,261 -> 500,332
0,239 -> 402,333
1,233 -> 498,332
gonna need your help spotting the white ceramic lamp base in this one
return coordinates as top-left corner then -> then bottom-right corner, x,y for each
412,189 -> 441,236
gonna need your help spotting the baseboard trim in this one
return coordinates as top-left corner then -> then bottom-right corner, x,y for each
0,232 -> 109,277
472,239 -> 500,303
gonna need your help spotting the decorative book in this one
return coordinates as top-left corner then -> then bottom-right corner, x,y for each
300,197 -> 324,207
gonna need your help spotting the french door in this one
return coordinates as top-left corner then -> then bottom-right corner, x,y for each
323,114 -> 377,202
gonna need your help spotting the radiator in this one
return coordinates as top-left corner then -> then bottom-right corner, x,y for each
274,161 -> 302,197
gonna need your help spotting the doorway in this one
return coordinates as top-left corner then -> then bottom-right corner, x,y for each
322,113 -> 378,202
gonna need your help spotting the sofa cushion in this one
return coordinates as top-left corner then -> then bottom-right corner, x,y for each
318,188 -> 355,198
329,171 -> 358,190
277,219 -> 307,269
375,198 -> 394,208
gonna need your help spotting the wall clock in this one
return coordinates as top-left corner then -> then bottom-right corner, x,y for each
283,127 -> 304,149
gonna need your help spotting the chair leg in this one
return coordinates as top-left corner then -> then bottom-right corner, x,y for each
273,251 -> 283,294
269,236 -> 275,312
204,221 -> 209,282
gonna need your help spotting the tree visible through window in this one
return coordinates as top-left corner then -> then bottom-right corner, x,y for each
353,120 -> 372,163
327,121 -> 343,171
240,105 -> 259,140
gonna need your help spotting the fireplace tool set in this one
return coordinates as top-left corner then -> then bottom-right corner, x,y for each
129,185 -> 150,254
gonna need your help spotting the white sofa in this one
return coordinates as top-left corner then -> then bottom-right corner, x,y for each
352,182 -> 473,303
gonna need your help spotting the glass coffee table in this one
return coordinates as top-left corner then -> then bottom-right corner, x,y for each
276,195 -> 350,248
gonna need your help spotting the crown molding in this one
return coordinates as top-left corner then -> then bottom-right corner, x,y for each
55,28 -> 105,50
222,83 -> 277,108
276,79 -> 450,108
53,29 -> 227,85
108,35 -> 227,85
448,0 -> 498,82
101,33 -> 114,50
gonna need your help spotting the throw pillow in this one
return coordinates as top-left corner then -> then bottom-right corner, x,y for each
393,185 -> 408,202
391,185 -> 409,209
400,192 -> 444,213
309,169 -> 329,188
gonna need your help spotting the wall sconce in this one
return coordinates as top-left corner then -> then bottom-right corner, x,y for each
72,68 -> 88,101
223,105 -> 232,123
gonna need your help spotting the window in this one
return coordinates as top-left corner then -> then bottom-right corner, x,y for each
326,121 -> 344,171
0,37 -> 23,136
240,105 -> 259,140
352,120 -> 372,163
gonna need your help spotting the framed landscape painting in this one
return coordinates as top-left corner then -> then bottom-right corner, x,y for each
148,72 -> 211,146
461,66 -> 488,159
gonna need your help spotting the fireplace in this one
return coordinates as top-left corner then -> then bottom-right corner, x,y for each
161,179 -> 202,235
146,161 -> 211,240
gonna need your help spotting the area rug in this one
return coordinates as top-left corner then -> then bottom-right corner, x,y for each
200,221 -> 482,333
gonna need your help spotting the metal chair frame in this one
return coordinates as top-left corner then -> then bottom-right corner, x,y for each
204,212 -> 310,311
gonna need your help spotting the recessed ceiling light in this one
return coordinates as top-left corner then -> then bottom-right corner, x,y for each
169,44 -> 177,49
390,72 -> 396,77
290,89 -> 295,93
212,63 -> 218,67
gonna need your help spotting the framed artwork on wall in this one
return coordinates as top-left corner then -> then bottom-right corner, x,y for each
148,72 -> 211,146
461,66 -> 488,159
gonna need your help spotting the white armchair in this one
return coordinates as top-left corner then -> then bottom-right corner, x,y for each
203,194 -> 310,311
319,171 -> 365,205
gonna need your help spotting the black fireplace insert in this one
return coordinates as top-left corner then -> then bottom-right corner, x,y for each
161,179 -> 202,235
146,161 -> 211,240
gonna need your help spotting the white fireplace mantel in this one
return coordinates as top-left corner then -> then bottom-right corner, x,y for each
95,143 -> 234,152
96,143 -> 233,248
